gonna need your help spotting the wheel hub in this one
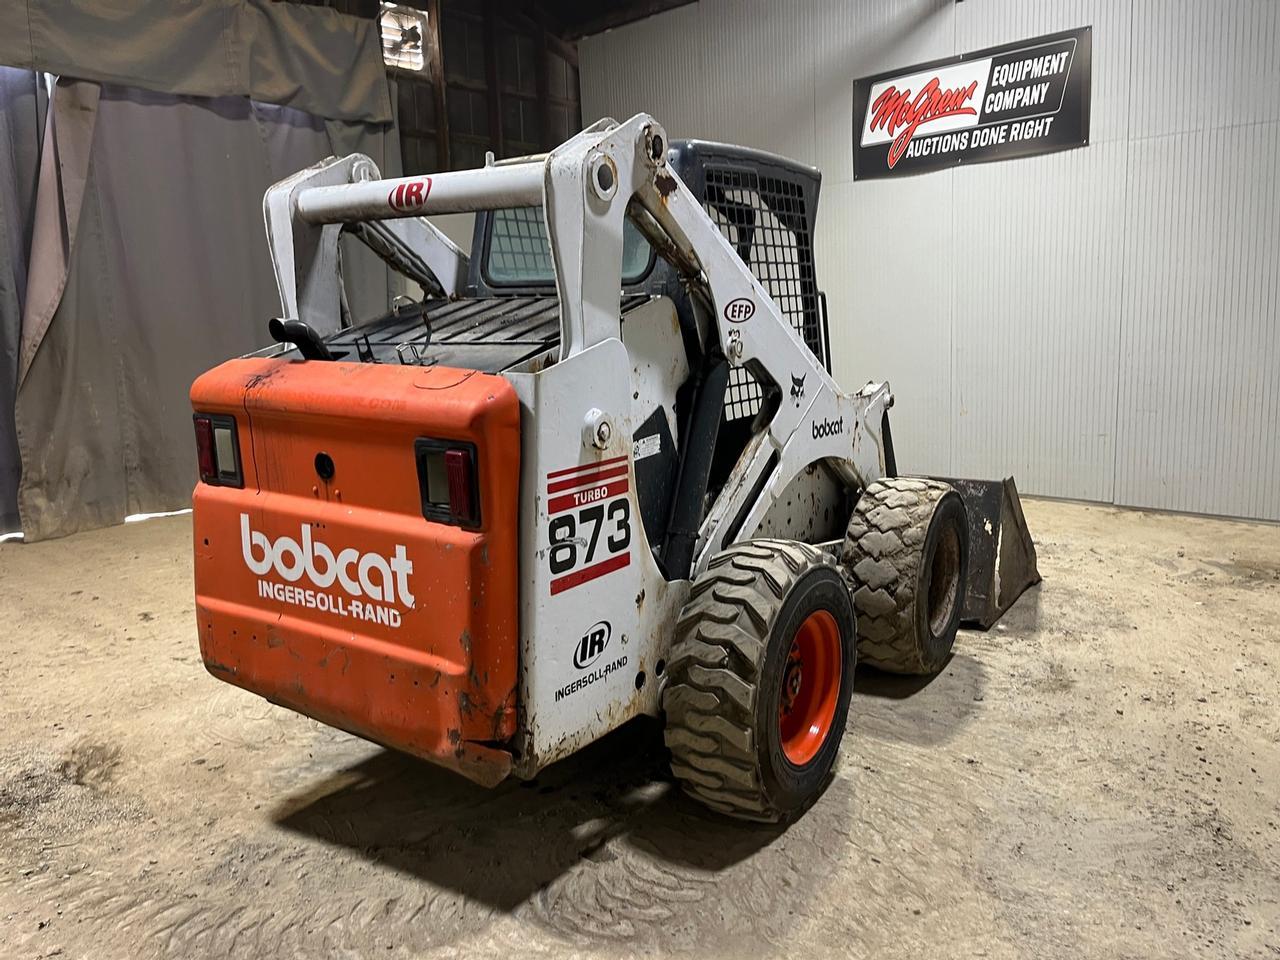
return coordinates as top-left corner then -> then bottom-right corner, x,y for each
776,610 -> 842,767
782,652 -> 804,710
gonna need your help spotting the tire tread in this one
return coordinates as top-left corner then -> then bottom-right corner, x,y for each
663,539 -> 835,821
841,478 -> 955,674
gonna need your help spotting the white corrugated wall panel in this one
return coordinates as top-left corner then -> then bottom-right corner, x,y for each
810,0 -> 956,184
818,174 -> 956,478
946,1 -> 1133,503
809,0 -> 957,478
951,141 -> 1128,503
579,0 -> 1280,521
955,1 -> 1133,144
1113,0 -> 1280,519
579,4 -> 705,137
1129,0 -> 1280,140
580,0 -> 818,163
1115,120 -> 1280,519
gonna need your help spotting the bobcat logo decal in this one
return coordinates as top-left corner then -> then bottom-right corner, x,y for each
790,373 -> 806,406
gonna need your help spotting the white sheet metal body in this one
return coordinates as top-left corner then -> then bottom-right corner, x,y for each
262,113 -> 894,775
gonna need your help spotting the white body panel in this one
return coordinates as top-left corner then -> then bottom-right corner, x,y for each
622,298 -> 688,449
507,338 -> 685,772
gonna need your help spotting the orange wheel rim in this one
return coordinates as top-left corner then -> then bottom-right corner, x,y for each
777,609 -> 842,766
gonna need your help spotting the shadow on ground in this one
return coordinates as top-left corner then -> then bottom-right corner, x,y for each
274,647 -> 985,916
855,659 -> 953,700
852,649 -> 987,748
992,582 -> 1044,634
273,717 -> 787,911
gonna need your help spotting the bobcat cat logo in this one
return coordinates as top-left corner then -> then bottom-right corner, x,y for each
790,373 -> 806,406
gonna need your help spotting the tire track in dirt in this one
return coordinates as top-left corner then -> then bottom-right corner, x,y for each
5,689 -> 994,960
16,848 -> 499,959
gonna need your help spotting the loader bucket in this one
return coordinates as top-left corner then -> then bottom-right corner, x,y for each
929,476 -> 1041,629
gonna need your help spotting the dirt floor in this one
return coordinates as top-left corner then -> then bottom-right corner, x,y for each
1,498 -> 1278,960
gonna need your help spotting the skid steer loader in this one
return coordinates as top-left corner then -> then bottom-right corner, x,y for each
190,114 -> 1038,822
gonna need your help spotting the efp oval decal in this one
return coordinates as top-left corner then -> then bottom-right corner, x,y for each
723,297 -> 756,323
573,620 -> 612,669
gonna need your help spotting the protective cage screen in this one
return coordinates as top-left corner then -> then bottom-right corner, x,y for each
489,173 -> 824,422
702,165 -> 823,420
487,206 -> 556,282
486,206 -> 654,284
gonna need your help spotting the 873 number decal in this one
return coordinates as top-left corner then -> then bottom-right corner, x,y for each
544,456 -> 633,595
549,498 -> 631,575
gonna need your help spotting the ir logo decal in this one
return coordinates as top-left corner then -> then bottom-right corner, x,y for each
573,621 -> 611,669
388,178 -> 432,211
723,297 -> 755,323
557,619 -> 628,702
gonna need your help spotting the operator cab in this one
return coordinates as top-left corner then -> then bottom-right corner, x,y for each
274,139 -> 832,583
462,140 -> 834,579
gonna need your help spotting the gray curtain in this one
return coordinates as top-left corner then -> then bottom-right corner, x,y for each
0,0 -> 392,126
12,83 -> 395,540
0,2 -> 401,539
0,69 -> 43,532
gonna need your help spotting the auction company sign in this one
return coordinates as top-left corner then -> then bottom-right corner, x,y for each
853,27 -> 1091,179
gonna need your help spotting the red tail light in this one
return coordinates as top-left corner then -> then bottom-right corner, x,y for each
192,414 -> 243,487
194,416 -> 216,481
416,439 -> 480,528
445,448 -> 475,522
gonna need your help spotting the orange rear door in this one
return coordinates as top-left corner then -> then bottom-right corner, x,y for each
190,358 -> 520,785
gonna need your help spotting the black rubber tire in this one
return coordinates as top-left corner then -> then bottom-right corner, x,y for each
841,478 -> 968,675
662,539 -> 857,822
